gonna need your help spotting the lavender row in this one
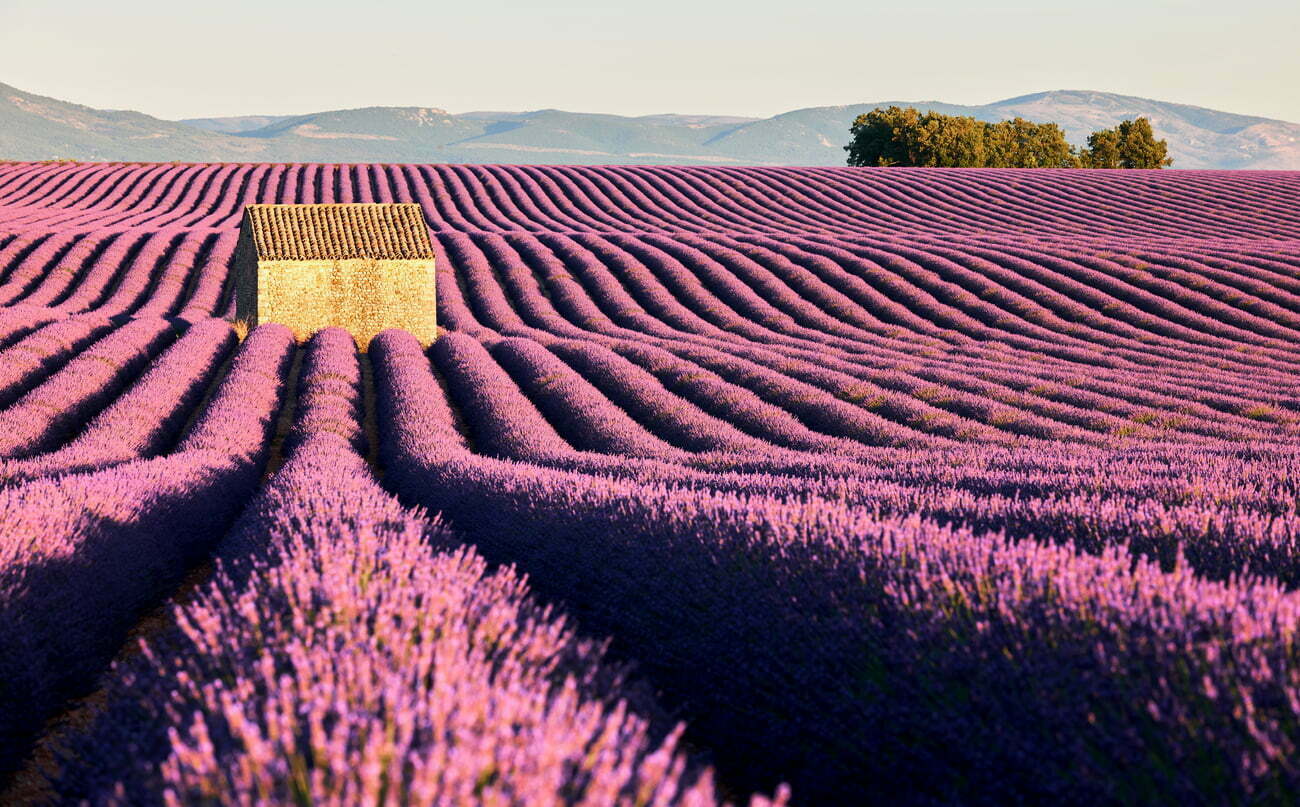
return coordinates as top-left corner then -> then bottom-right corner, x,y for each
488,336 -> 688,460
0,317 -> 174,458
52,329 -> 780,805
3,163 -> 1298,239
385,330 -> 1300,589
477,224 -> 1300,399
558,448 -> 1300,589
438,233 -> 957,446
4,172 -> 1300,400
176,323 -> 295,457
0,318 -> 236,483
0,303 -> 59,347
0,313 -> 112,409
372,345 -> 1300,803
0,227 -> 233,321
0,324 -> 294,778
561,232 -> 1297,425
279,326 -> 367,454
388,324 -> 1265,490
444,230 -> 1292,445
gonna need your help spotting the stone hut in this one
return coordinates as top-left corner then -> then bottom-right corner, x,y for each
233,203 -> 437,348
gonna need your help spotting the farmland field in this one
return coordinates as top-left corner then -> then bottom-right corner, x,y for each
3,162 -> 1300,804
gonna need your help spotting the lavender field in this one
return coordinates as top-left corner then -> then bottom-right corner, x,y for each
3,162 -> 1300,804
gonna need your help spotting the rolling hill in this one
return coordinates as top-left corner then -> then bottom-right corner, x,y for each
3,81 -> 1297,168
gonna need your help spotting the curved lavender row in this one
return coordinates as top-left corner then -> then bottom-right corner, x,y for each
490,336 -> 688,460
7,171 -> 1300,395
0,319 -> 236,483
0,231 -> 82,305
375,331 -> 896,479
0,325 -> 294,779
515,437 -> 1300,516
526,326 -> 865,455
451,231 -> 979,447
9,229 -> 118,308
837,470 -> 1300,587
0,232 -> 50,285
51,231 -> 151,313
0,303 -> 59,346
559,220 -> 1300,392
433,324 -> 871,462
894,237 -> 1300,372
436,237 -> 863,452
544,338 -> 780,454
281,326 -> 367,455
176,323 -> 295,456
471,231 -> 1092,444
1007,241 -> 1300,347
57,450 -> 745,805
4,164 -> 1300,806
92,230 -> 184,316
375,356 -> 1300,804
431,331 -> 575,460
1010,240 -> 1300,346
476,230 -> 1298,443
51,332 -> 777,806
694,233 -> 1300,415
616,230 -> 1300,397
370,329 -> 470,459
647,339 -> 1002,446
518,232 -> 1008,444
128,229 -> 211,318
3,164 -> 1300,239
0,317 -> 174,458
540,450 -> 1300,594
175,231 -> 239,321
0,313 -> 112,409
377,330 -> 1300,589
0,452 -> 262,777
570,446 -> 1300,589
845,234 -> 1300,375
722,226 -> 1300,382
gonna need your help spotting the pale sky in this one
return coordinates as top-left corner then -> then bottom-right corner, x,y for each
3,0 -> 1298,122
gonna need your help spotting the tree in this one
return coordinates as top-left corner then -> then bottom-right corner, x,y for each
1079,128 -> 1121,168
1117,117 -> 1173,168
914,112 -> 987,167
984,118 -> 1078,168
1078,117 -> 1172,168
847,107 -> 1072,168
846,107 -> 987,167
845,109 -> 1171,169
845,106 -> 919,167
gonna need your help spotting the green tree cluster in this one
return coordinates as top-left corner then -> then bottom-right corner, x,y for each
1076,118 -> 1174,168
844,106 -> 1171,169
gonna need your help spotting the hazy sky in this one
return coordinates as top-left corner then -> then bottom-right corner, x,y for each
3,0 -> 1298,121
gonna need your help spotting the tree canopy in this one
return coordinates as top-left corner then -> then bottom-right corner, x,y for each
845,107 -> 1172,169
1078,118 -> 1174,168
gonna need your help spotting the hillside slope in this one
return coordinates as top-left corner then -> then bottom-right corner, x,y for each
0,82 -> 264,161
3,82 -> 1298,167
714,91 -> 1300,168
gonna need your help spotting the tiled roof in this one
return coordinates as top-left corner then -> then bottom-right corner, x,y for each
242,203 -> 434,261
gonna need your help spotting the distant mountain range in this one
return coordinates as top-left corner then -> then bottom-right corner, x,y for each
3,81 -> 1297,169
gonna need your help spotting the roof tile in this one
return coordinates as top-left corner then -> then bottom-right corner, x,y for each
242,203 -> 434,261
